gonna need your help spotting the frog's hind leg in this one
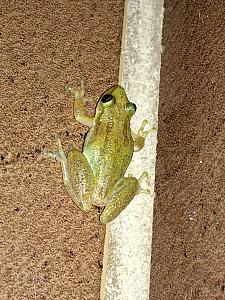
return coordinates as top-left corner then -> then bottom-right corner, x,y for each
100,172 -> 151,224
44,134 -> 93,213
99,177 -> 137,224
135,171 -> 151,194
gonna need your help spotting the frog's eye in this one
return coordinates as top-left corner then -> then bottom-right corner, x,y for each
125,102 -> 136,115
101,94 -> 116,104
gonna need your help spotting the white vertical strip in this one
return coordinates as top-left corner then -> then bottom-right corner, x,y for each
101,1 -> 164,299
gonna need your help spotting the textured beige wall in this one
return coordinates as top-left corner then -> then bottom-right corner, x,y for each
1,1 -> 124,299
150,1 -> 225,299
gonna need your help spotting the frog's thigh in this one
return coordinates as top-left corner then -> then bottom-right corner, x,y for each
62,149 -> 94,213
100,177 -> 139,224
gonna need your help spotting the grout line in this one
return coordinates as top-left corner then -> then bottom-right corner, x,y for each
101,0 -> 164,299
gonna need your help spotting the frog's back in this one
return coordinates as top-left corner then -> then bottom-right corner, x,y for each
84,120 -> 134,178
82,85 -> 136,205
83,120 -> 134,205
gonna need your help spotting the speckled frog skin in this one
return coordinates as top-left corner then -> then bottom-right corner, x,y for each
45,82 -> 152,224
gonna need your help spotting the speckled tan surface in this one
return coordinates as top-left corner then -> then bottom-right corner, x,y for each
150,1 -> 225,299
2,0 -> 225,299
1,1 -> 124,299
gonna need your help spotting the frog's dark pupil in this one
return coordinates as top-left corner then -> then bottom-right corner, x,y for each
101,94 -> 114,103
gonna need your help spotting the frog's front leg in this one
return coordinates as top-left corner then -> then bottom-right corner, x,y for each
100,172 -> 150,224
44,134 -> 94,213
65,81 -> 95,127
132,119 -> 157,151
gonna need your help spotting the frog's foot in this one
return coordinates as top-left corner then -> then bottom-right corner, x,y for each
138,119 -> 157,138
43,133 -> 67,162
65,80 -> 95,127
133,119 -> 157,151
65,80 -> 93,104
43,150 -> 61,160
128,171 -> 151,194
137,171 -> 152,194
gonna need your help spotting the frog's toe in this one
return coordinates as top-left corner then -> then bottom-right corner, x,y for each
137,171 -> 152,194
42,149 -> 60,160
138,120 -> 157,138
65,80 -> 86,101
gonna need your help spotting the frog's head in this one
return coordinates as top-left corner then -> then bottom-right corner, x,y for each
96,85 -> 136,123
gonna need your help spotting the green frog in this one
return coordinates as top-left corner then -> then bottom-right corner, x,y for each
44,82 -> 153,224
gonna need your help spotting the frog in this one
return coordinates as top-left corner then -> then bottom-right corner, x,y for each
44,81 -> 153,224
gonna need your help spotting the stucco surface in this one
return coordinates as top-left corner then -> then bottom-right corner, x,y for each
1,1 -> 124,299
150,1 -> 225,299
